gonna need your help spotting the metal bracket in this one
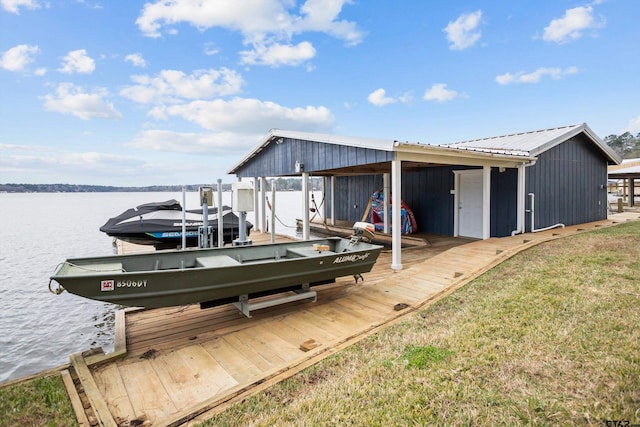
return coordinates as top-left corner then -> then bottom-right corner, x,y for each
233,286 -> 317,318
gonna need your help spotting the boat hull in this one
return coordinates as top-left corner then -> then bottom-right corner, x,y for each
51,238 -> 383,308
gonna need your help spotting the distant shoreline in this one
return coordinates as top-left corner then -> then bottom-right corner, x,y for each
0,178 -> 321,193
0,184 -> 216,193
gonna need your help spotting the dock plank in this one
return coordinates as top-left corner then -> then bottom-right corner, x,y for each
117,359 -> 178,424
201,336 -> 264,384
222,329 -> 288,371
149,345 -> 238,411
92,363 -> 136,424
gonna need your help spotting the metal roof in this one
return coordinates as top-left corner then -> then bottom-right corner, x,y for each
228,123 -> 621,175
443,123 -> 621,164
608,164 -> 640,177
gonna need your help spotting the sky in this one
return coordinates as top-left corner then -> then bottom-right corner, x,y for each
1,0 -> 639,186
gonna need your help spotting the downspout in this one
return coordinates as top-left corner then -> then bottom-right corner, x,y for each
526,193 -> 565,233
511,159 -> 536,236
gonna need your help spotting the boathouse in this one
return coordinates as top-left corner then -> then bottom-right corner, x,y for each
608,158 -> 640,207
229,123 -> 621,269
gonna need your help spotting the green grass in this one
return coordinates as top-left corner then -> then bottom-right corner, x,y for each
199,221 -> 640,426
0,374 -> 77,427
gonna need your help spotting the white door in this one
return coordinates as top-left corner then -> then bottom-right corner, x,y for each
458,170 -> 483,238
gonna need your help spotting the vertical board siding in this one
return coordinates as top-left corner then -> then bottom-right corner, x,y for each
526,135 -> 608,230
335,175 -> 384,222
233,132 -> 610,238
490,168 -> 518,237
402,166 -> 458,236
336,166 -> 459,236
235,138 -> 394,177
304,166 -> 519,238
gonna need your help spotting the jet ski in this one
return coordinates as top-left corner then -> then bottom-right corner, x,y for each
99,199 -> 252,249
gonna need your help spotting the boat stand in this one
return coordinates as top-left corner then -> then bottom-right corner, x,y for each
233,284 -> 317,318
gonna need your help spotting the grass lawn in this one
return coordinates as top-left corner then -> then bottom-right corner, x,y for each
200,221 -> 640,426
0,374 -> 76,427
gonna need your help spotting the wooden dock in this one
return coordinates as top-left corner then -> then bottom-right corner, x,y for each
65,211 -> 640,426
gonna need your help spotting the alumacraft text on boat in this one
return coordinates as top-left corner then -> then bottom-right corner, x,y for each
332,252 -> 371,264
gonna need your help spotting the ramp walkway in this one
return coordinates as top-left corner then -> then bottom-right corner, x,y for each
64,211 -> 640,426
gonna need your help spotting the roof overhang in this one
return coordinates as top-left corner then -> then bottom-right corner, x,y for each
393,141 -> 535,168
228,129 -> 395,175
608,164 -> 640,179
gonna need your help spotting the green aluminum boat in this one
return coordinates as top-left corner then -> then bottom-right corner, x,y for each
49,233 -> 383,309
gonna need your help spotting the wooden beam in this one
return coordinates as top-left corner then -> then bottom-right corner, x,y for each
70,352 -> 118,427
61,369 -> 90,427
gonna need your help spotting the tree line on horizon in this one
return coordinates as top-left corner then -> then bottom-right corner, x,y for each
0,177 -> 323,193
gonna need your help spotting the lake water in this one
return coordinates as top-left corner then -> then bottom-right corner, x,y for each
0,191 -> 318,383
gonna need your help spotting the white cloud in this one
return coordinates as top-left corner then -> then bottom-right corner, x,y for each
495,66 -> 578,84
120,68 -> 244,104
135,0 -> 363,67
443,10 -> 483,50
296,0 -> 364,47
542,6 -> 605,44
240,41 -> 316,67
129,129 -> 259,154
60,152 -> 140,168
367,88 -> 396,107
0,44 -> 40,71
42,83 -> 123,120
125,53 -> 146,67
149,97 -> 334,134
1,0 -> 39,14
204,42 -> 219,56
59,49 -> 96,74
423,83 -> 458,102
625,115 -> 640,134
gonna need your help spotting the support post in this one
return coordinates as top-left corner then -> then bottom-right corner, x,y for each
271,179 -> 276,243
330,176 -> 336,226
517,164 -> 526,233
482,165 -> 491,240
322,177 -> 328,223
260,177 -> 266,232
391,160 -> 402,270
302,172 -> 310,240
181,186 -> 186,250
383,172 -> 390,234
217,179 -> 224,247
253,177 -> 259,231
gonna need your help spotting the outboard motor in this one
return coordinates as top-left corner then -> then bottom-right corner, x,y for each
351,222 -> 376,243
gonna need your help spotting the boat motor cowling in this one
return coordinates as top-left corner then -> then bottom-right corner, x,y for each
352,222 -> 376,243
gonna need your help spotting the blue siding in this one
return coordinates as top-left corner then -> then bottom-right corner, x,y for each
235,138 -> 394,178
334,175 -> 384,222
525,135 -> 608,230
403,167 -> 457,235
491,168 -> 518,237
335,167 -> 458,236
335,166 -> 519,238
233,132 -> 609,238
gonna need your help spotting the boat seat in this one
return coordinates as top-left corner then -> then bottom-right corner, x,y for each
287,247 -> 336,258
196,255 -> 240,268
65,262 -> 124,276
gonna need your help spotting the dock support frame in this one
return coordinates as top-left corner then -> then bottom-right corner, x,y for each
233,285 -> 317,318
